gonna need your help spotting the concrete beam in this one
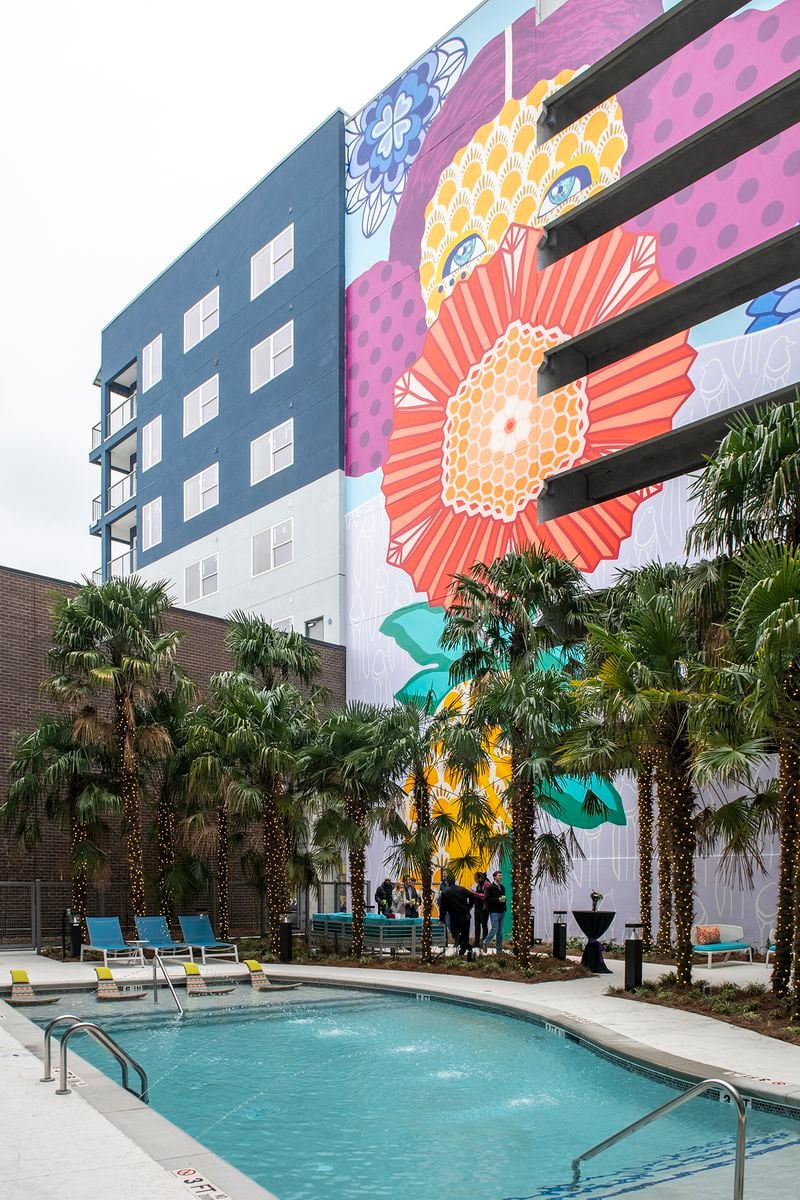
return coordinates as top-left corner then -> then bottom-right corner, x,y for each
538,227 -> 800,395
539,71 -> 800,268
538,0 -> 745,140
536,384 -> 798,521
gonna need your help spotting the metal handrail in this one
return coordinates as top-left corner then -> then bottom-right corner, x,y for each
54,1020 -> 148,1102
41,1014 -> 82,1082
152,950 -> 184,1016
571,1077 -> 746,1197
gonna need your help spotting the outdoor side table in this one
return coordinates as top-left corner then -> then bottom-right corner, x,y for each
572,910 -> 615,974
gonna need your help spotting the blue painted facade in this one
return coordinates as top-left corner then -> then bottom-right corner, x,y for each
92,111 -> 345,576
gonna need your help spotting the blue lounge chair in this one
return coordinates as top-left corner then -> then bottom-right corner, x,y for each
178,915 -> 239,964
80,917 -> 144,968
135,916 -> 194,960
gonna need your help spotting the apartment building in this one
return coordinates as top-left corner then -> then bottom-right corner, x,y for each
90,112 -> 346,642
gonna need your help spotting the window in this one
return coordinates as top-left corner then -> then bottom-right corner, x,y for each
185,554 -> 218,603
141,497 -> 162,550
250,418 -> 294,484
184,462 -> 219,520
273,617 -> 293,634
183,375 -> 219,436
184,287 -> 219,352
250,320 -> 294,392
141,335 -> 162,392
252,517 -> 293,575
141,416 -> 162,471
305,616 -> 324,641
251,224 -> 294,300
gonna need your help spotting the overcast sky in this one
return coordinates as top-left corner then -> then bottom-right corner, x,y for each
0,0 -> 469,583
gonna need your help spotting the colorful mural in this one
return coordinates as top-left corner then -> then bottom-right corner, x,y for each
345,0 -> 800,941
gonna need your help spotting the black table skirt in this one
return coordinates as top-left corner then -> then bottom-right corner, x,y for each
572,909 -> 615,974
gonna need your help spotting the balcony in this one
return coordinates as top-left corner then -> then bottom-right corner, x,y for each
107,392 -> 136,436
107,472 -> 136,512
93,549 -> 136,584
92,423 -> 102,449
91,495 -> 102,524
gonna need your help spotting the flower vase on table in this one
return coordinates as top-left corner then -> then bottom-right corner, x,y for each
572,909 -> 615,974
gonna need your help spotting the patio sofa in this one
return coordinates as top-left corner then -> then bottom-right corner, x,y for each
311,913 -> 446,955
691,923 -> 752,968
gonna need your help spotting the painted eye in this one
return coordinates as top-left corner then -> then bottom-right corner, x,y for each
442,233 -> 487,279
538,165 -> 593,219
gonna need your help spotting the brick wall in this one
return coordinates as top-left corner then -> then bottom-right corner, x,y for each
0,564 -> 345,934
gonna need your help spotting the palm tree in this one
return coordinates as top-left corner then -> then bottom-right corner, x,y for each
3,715 -> 117,925
305,703 -> 399,958
440,547 -> 589,965
189,673 -> 314,950
226,610 -> 321,690
45,577 -> 186,916
376,696 -> 493,962
688,400 -> 800,995
574,585 -> 702,986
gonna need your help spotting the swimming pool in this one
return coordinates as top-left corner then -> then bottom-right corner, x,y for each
35,985 -> 800,1199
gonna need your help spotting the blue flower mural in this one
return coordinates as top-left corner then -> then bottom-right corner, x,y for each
345,38 -> 467,237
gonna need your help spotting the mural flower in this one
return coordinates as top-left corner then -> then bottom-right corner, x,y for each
419,72 -> 627,322
345,38 -> 467,238
382,223 -> 696,604
745,277 -> 800,332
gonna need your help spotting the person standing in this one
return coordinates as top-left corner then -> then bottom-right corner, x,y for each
375,878 -> 394,916
438,876 -> 475,958
392,880 -> 407,918
436,876 -> 450,943
471,871 -> 490,948
402,876 -> 421,917
483,871 -> 507,953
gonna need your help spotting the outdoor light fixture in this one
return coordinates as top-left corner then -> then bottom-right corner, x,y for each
624,922 -> 644,991
553,910 -> 567,960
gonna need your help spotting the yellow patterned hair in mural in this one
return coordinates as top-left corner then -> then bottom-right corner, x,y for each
419,69 -> 627,323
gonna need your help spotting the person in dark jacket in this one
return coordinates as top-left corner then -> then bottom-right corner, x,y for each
438,876 -> 475,958
471,871 -> 490,948
375,878 -> 394,916
482,871 -> 507,952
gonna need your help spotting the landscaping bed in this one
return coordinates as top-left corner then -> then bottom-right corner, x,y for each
609,976 -> 800,1046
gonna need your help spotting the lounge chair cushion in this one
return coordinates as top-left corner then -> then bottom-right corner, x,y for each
244,960 -> 263,972
10,970 -> 30,984
95,966 -> 114,980
183,963 -> 201,976
692,941 -> 749,952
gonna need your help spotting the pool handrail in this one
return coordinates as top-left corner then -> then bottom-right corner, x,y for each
54,1019 -> 148,1103
152,949 -> 184,1016
570,1076 -> 746,1198
41,1013 -> 82,1081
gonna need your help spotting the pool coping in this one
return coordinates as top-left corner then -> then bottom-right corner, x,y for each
3,966 -> 799,1200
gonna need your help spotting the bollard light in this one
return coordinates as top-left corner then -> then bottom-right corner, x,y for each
553,910 -> 567,960
624,921 -> 644,991
279,916 -> 293,963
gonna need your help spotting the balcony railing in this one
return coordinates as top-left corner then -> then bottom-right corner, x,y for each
92,496 -> 102,523
107,392 -> 137,437
92,422 -> 102,450
92,550 -> 136,585
107,472 -> 136,511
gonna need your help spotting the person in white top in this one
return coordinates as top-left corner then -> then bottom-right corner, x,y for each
391,882 -> 407,917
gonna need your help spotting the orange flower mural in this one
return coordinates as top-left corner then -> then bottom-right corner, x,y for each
381,223 -> 696,605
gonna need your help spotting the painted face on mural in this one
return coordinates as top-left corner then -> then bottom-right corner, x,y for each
419,73 -> 627,323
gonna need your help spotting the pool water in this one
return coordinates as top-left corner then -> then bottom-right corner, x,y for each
37,986 -> 800,1200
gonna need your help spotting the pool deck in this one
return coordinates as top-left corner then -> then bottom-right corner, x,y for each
2,949 -> 799,1199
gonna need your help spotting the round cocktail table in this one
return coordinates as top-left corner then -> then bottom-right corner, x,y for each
572,910 -> 615,974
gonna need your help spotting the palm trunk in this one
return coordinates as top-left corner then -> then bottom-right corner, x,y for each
662,721 -> 695,988
654,759 -> 673,954
349,814 -> 367,958
792,845 -> 800,1022
217,800 -> 230,941
68,795 -> 88,935
415,773 -> 433,963
511,760 -> 534,966
156,780 -> 176,921
262,784 -> 289,952
637,752 -> 655,951
773,739 -> 799,996
114,694 -> 146,917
